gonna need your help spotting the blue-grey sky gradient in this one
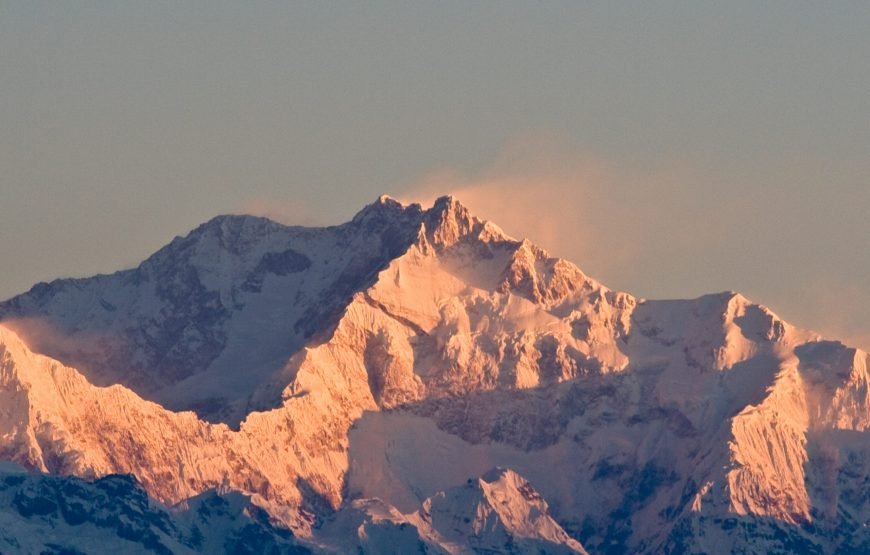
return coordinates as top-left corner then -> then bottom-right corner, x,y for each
1,2 -> 868,348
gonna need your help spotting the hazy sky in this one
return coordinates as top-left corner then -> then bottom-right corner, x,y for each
2,3 -> 868,349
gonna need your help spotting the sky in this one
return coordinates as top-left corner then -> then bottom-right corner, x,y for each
1,2 -> 868,349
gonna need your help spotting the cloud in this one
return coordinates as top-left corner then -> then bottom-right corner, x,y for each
0,316 -> 123,374
395,133 -> 708,282
397,134 -> 632,275
395,133 -> 870,353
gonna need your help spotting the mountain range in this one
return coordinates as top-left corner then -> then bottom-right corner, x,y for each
0,195 -> 867,554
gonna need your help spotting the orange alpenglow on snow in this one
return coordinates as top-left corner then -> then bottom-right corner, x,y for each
0,196 -> 868,553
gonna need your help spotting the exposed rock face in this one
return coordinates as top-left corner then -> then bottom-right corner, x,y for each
0,195 -> 868,553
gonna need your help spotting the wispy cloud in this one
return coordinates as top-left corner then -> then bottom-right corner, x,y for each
396,133 -> 709,280
396,134 -> 870,352
397,134 -> 631,275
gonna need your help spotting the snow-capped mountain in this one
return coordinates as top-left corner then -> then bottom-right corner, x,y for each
317,467 -> 586,554
0,195 -> 867,553
0,198 -> 424,426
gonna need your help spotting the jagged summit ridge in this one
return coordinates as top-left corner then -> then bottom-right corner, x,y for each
0,194 -> 869,553
0,195 -> 573,425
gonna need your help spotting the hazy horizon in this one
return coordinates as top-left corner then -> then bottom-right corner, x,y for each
2,3 -> 868,350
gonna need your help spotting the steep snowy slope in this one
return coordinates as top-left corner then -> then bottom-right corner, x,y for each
419,467 -> 588,554
0,195 -> 868,553
0,198 -> 424,425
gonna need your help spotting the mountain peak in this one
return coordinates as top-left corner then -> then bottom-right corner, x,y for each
351,194 -> 421,229
422,466 -> 588,554
349,194 -> 507,250
428,194 -> 470,220
196,213 -> 283,234
165,213 -> 289,259
422,195 -> 491,248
